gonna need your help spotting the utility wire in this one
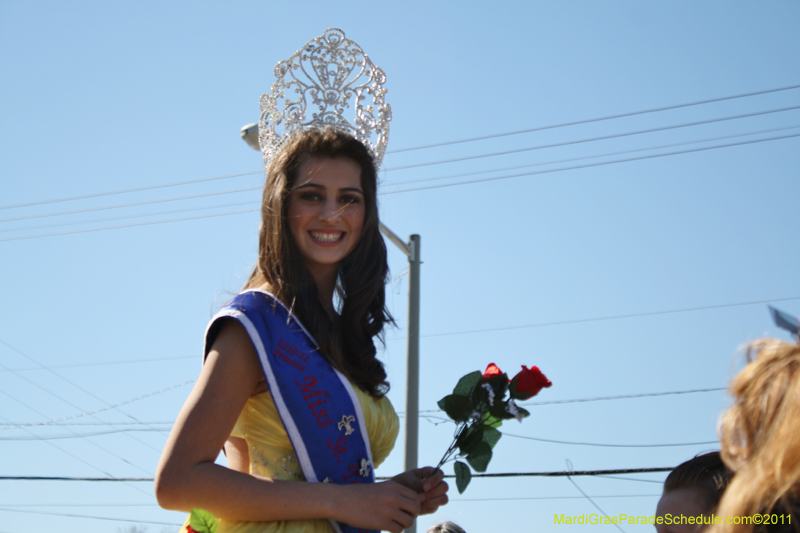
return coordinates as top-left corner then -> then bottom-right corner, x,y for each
4,384 -> 724,426
0,170 -> 262,211
5,132 -> 798,242
566,460 -> 627,533
0,200 -> 257,234
7,124 -> 795,236
386,83 -> 800,153
0,185 -> 261,224
0,355 -> 196,373
502,432 -> 717,448
4,84 -> 798,213
0,421 -> 173,427
450,494 -> 661,502
382,104 -> 800,172
381,131 -> 800,195
1,379 -> 194,430
0,508 -> 181,526
0,410 -> 153,500
0,428 -> 172,440
0,386 -> 155,479
520,387 -> 726,407
0,339 -> 168,451
407,295 -> 800,339
0,467 -> 675,481
0,207 -> 258,242
385,123 -> 800,187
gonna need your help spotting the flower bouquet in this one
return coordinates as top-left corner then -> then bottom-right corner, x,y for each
435,363 -> 551,493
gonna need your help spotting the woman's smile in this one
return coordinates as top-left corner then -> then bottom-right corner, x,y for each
309,230 -> 346,244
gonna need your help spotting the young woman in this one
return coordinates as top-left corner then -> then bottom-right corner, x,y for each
155,129 -> 448,533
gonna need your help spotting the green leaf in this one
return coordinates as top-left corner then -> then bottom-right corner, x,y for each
190,509 -> 219,533
442,394 -> 474,422
481,412 -> 503,429
489,399 -> 514,420
457,426 -> 483,455
437,397 -> 447,411
516,406 -> 531,420
454,461 -> 472,494
466,441 -> 493,472
453,371 -> 482,397
482,426 -> 502,449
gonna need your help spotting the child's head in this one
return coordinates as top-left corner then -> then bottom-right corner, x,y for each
427,522 -> 466,533
656,452 -> 733,533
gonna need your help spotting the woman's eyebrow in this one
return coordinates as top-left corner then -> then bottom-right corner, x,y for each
340,187 -> 364,194
293,182 -> 323,190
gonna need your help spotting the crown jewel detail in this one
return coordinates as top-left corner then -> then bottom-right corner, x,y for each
258,28 -> 392,169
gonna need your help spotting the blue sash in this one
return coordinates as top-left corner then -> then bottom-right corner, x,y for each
206,290 -> 376,533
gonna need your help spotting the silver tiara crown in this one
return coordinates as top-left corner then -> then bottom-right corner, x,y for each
258,28 -> 392,169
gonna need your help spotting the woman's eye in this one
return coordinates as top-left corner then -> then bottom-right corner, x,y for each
300,192 -> 322,201
340,195 -> 361,205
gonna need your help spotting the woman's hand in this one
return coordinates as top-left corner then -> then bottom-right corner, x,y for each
333,480 -> 422,533
391,467 -> 449,515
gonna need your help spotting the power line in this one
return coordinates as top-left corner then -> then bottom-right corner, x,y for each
0,378 -> 156,476
384,123 -> 800,188
0,339 -> 168,452
565,461 -> 627,533
0,409 -> 153,500
5,132 -> 797,242
1,379 -> 195,430
449,494 -> 661,502
0,355 -> 196,373
0,428 -> 171,440
520,387 -> 727,407
382,104 -> 800,172
0,421 -> 173,427
386,84 -> 800,153
0,200 -> 257,234
0,467 -> 676,481
1,503 -> 154,507
6,124 -> 794,238
0,185 -> 261,223
0,508 -> 181,526
408,295 -> 800,339
502,432 -> 717,448
0,207 -> 258,242
380,131 -> 800,195
5,124 -> 795,237
0,170 -> 262,211
4,84 -> 798,215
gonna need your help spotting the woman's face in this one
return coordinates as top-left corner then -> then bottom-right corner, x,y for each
287,156 -> 366,279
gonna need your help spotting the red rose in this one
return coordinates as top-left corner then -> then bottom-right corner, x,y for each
483,363 -> 503,378
510,365 -> 551,399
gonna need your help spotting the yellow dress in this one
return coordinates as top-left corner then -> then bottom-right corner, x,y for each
178,385 -> 399,533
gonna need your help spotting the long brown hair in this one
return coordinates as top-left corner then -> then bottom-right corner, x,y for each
712,339 -> 800,533
244,127 -> 392,397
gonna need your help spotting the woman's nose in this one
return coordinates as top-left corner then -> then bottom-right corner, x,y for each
318,198 -> 341,222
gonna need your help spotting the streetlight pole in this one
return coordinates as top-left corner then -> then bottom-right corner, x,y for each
378,223 -> 420,533
241,128 -> 422,533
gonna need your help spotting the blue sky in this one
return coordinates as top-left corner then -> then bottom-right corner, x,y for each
1,1 -> 799,532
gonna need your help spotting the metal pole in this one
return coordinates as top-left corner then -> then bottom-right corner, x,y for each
404,234 -> 421,533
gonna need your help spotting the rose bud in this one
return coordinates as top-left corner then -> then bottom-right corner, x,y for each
483,363 -> 503,379
510,365 -> 552,400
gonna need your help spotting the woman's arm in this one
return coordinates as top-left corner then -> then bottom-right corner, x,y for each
155,319 -> 422,532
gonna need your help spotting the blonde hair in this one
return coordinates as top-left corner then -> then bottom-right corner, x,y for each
712,338 -> 800,533
427,522 -> 466,533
